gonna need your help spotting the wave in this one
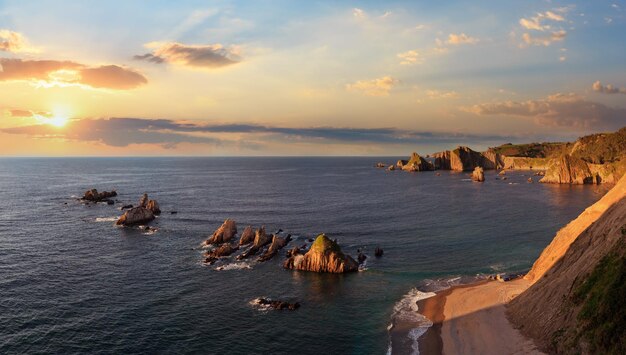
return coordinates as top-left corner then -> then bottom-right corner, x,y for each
215,262 -> 253,271
94,217 -> 118,222
388,288 -> 436,355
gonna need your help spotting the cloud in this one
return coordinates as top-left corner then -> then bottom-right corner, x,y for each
346,76 -> 398,96
521,30 -> 566,46
426,90 -> 458,99
352,8 -> 366,19
397,50 -> 421,65
79,65 -> 148,89
7,109 -> 52,118
0,29 -> 38,53
0,58 -> 147,90
1,117 -> 517,148
134,42 -> 241,68
446,33 -> 479,45
464,93 -> 626,129
592,81 -> 626,94
519,10 -> 566,31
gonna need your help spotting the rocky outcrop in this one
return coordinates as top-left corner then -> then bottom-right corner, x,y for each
374,247 -> 383,257
204,219 -> 237,245
482,149 -> 504,170
116,206 -> 154,226
258,235 -> 292,262
237,226 -> 271,259
283,234 -> 358,273
137,193 -> 161,214
375,162 -> 386,168
508,175 -> 626,353
204,244 -> 239,264
387,165 -> 396,171
238,226 -> 255,246
82,189 -> 117,202
401,152 -> 434,172
471,166 -> 485,182
539,154 -> 595,184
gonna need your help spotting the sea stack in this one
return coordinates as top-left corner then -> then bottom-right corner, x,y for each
472,166 -> 485,182
116,206 -> 154,226
283,234 -> 358,273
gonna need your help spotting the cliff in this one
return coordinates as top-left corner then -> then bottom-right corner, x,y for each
433,146 -> 498,171
507,175 -> 626,353
283,234 -> 358,273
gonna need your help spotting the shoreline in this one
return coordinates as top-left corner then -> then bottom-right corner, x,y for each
413,279 -> 543,355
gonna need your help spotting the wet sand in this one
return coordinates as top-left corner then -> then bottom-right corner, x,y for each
417,279 -> 544,355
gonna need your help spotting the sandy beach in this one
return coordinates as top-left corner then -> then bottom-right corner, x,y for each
417,279 -> 544,355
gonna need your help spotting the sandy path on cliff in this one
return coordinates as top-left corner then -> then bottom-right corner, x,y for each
438,279 -> 544,355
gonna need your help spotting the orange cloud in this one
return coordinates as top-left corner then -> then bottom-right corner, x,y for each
465,93 -> 626,129
346,76 -> 398,96
0,58 -> 147,90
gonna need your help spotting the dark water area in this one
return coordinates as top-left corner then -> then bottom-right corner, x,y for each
0,157 -> 604,354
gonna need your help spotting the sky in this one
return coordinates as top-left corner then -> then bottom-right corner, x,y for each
0,0 -> 625,156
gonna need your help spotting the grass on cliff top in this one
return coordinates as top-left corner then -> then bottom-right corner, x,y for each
491,142 -> 568,158
572,233 -> 626,354
311,234 -> 342,254
571,126 -> 626,164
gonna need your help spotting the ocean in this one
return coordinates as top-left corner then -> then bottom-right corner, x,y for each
0,157 -> 603,354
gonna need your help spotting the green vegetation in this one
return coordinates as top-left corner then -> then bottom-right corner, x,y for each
572,237 -> 626,354
491,126 -> 626,164
571,127 -> 626,164
491,142 -> 568,158
311,234 -> 342,254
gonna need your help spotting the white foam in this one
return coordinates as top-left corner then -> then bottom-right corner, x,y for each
215,262 -> 253,271
95,217 -> 118,222
389,288 -> 436,355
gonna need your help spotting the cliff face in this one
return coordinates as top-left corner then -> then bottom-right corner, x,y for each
539,154 -> 595,184
508,175 -> 626,353
283,234 -> 358,273
433,146 -> 498,171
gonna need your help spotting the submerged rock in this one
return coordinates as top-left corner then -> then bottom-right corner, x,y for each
82,189 -> 117,202
387,165 -> 396,171
375,162 -> 386,168
253,298 -> 300,311
374,247 -> 384,257
472,166 -> 485,182
238,226 -> 255,246
283,234 -> 358,273
116,206 -> 154,226
204,219 -> 237,245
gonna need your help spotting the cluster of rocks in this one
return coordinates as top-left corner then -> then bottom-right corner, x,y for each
202,220 -> 293,264
201,220 -> 381,274
81,189 -> 117,204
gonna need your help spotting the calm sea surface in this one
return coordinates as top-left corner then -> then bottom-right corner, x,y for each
0,157 -> 604,354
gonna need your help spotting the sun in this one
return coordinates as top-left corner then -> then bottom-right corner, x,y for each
48,115 -> 69,127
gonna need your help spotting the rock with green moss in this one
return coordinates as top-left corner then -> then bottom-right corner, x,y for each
283,234 -> 358,273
